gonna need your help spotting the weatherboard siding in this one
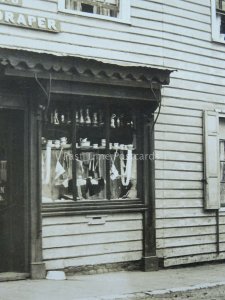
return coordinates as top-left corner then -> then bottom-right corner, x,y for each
42,213 -> 143,270
0,0 -> 224,267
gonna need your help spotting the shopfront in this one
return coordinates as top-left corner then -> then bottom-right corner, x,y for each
0,48 -> 171,278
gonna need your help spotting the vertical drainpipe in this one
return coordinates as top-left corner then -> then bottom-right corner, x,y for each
216,210 -> 220,254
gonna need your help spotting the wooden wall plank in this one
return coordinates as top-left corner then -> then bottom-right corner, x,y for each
155,180 -> 203,189
156,208 -> 213,219
155,199 -> 203,209
43,219 -> 143,237
43,241 -> 142,260
155,161 -> 203,172
155,171 -> 203,181
155,141 -> 202,153
44,251 -> 142,270
157,235 -> 217,248
156,217 -> 217,229
43,231 -> 143,249
156,225 -> 217,239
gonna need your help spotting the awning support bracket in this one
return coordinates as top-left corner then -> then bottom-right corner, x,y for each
34,73 -> 52,117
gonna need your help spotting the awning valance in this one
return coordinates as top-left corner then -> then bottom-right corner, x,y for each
0,48 -> 172,87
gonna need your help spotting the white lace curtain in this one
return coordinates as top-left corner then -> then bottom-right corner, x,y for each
217,0 -> 225,11
65,0 -> 119,16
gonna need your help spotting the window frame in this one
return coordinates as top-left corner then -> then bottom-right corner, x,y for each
211,0 -> 225,43
58,0 -> 131,24
41,96 -> 151,205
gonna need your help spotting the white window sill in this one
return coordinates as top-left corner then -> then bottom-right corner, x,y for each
212,34 -> 225,44
219,206 -> 225,212
58,8 -> 131,25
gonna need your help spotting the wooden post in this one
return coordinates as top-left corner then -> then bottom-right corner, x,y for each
142,113 -> 158,271
29,90 -> 46,279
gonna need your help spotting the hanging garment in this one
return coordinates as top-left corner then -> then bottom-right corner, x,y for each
76,159 -> 87,200
43,144 -> 51,184
55,161 -> 66,180
86,155 -> 105,197
110,149 -> 119,180
55,148 -> 66,180
120,149 -> 133,186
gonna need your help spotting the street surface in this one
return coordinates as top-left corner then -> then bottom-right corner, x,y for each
128,285 -> 225,300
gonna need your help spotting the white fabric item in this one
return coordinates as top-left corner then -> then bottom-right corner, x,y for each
44,145 -> 51,184
120,149 -> 133,186
55,161 -> 66,180
110,149 -> 119,180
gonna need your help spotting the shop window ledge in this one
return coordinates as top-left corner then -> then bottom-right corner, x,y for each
42,199 -> 147,217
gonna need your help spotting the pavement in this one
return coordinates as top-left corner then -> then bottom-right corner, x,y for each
1,263 -> 225,300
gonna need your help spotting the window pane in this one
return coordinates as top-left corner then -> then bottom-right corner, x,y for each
110,152 -> 137,199
216,0 -> 220,9
42,102 -> 73,203
220,161 -> 225,181
109,107 -> 138,200
64,0 -> 119,17
216,0 -> 225,10
221,182 -> 225,205
76,104 -> 106,200
222,0 -> 225,11
220,140 -> 225,161
42,148 -> 73,202
76,152 -> 106,200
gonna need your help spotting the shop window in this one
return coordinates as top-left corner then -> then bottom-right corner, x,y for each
212,0 -> 225,43
58,0 -> 130,22
41,100 -> 145,203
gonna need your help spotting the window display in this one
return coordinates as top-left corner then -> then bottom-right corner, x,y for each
42,100 -> 142,203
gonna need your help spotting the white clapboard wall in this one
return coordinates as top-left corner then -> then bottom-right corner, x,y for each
153,1 -> 225,267
42,213 -> 143,270
1,0 -> 225,267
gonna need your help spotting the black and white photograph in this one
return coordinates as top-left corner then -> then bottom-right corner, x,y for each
1,1 -> 225,299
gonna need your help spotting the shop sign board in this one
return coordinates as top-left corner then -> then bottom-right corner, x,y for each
0,0 -> 22,6
0,9 -> 61,32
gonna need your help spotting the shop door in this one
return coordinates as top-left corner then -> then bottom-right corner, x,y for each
0,110 -> 26,273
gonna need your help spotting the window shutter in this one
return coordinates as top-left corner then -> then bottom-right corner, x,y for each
203,110 -> 220,209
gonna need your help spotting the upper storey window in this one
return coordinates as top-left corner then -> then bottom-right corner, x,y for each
216,0 -> 225,33
58,0 -> 130,23
65,0 -> 119,17
212,0 -> 225,43
216,0 -> 225,12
